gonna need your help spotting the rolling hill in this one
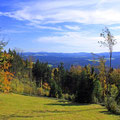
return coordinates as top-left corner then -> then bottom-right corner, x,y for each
22,52 -> 120,69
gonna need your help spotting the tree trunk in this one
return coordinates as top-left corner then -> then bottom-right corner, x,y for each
110,52 -> 112,69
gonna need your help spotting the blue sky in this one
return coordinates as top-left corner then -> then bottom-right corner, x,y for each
0,0 -> 120,53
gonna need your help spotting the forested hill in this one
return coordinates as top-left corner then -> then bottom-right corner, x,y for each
22,52 -> 120,69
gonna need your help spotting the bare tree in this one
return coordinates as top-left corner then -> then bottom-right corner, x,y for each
0,28 -> 8,51
98,27 -> 117,69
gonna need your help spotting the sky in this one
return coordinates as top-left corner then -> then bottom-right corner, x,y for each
0,0 -> 120,53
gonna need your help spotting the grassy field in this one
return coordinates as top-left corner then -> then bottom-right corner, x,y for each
0,93 -> 120,120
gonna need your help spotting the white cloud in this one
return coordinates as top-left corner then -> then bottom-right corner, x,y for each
1,0 -> 120,26
1,29 -> 29,34
65,25 -> 81,30
36,31 -> 120,52
27,23 -> 62,31
1,0 -> 120,53
37,32 -> 100,51
110,26 -> 120,30
99,0 -> 120,4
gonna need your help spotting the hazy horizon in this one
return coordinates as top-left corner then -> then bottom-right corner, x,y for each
18,51 -> 120,54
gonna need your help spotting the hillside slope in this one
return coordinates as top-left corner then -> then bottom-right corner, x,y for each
0,93 -> 119,120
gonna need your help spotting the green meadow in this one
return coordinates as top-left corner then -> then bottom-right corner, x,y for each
0,93 -> 119,120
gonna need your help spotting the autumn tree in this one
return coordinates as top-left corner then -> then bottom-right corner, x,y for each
0,31 -> 13,92
0,52 -> 13,92
26,56 -> 34,82
8,49 -> 26,79
109,69 -> 120,103
98,58 -> 107,99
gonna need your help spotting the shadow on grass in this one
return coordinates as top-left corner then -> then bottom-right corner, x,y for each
0,107 -> 104,119
46,102 -> 91,107
32,108 -> 103,114
100,111 -> 120,116
0,114 -> 34,119
0,113 -> 52,119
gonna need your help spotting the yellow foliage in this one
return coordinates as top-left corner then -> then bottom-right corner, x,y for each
51,68 -> 59,78
0,52 -> 14,93
110,68 -> 120,85
98,59 -> 107,97
43,82 -> 50,90
70,65 -> 82,75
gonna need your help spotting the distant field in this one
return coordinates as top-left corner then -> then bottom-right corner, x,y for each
0,94 -> 119,120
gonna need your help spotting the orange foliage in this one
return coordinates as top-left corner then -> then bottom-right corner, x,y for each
0,52 -> 14,93
70,65 -> 82,75
43,82 -> 50,90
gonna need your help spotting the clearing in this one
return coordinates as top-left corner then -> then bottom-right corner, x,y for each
0,93 -> 119,120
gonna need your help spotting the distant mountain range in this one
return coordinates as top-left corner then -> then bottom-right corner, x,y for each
22,52 -> 120,69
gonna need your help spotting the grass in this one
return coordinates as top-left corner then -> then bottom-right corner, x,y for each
0,93 -> 120,120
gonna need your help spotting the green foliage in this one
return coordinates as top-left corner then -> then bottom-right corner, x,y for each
75,65 -> 95,103
109,69 -> 120,104
98,58 -> 107,99
8,49 -> 27,78
63,93 -> 75,101
105,96 -> 120,115
36,87 -> 50,96
109,84 -> 118,98
32,60 -> 51,87
10,78 -> 36,95
105,84 -> 120,115
10,78 -> 24,94
92,79 -> 102,103
49,80 -> 62,98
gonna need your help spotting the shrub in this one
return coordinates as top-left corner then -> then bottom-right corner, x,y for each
63,93 -> 69,100
36,87 -> 43,96
49,81 -> 62,98
10,78 -> 37,95
43,89 -> 49,96
109,84 -> 118,98
63,94 -> 75,101
105,96 -> 120,114
10,78 -> 24,94
92,96 -> 99,104
105,85 -> 120,115
36,87 -> 50,96
92,79 -> 102,103
24,84 -> 35,95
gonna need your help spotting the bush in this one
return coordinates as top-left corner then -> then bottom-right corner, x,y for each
92,79 -> 102,103
105,96 -> 120,114
105,84 -> 120,115
36,87 -> 50,96
36,87 -> 43,96
92,96 -> 99,104
24,84 -> 35,95
63,93 -> 69,100
109,84 -> 118,98
63,94 -> 75,101
49,81 -> 62,98
10,78 -> 37,95
10,78 -> 24,94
